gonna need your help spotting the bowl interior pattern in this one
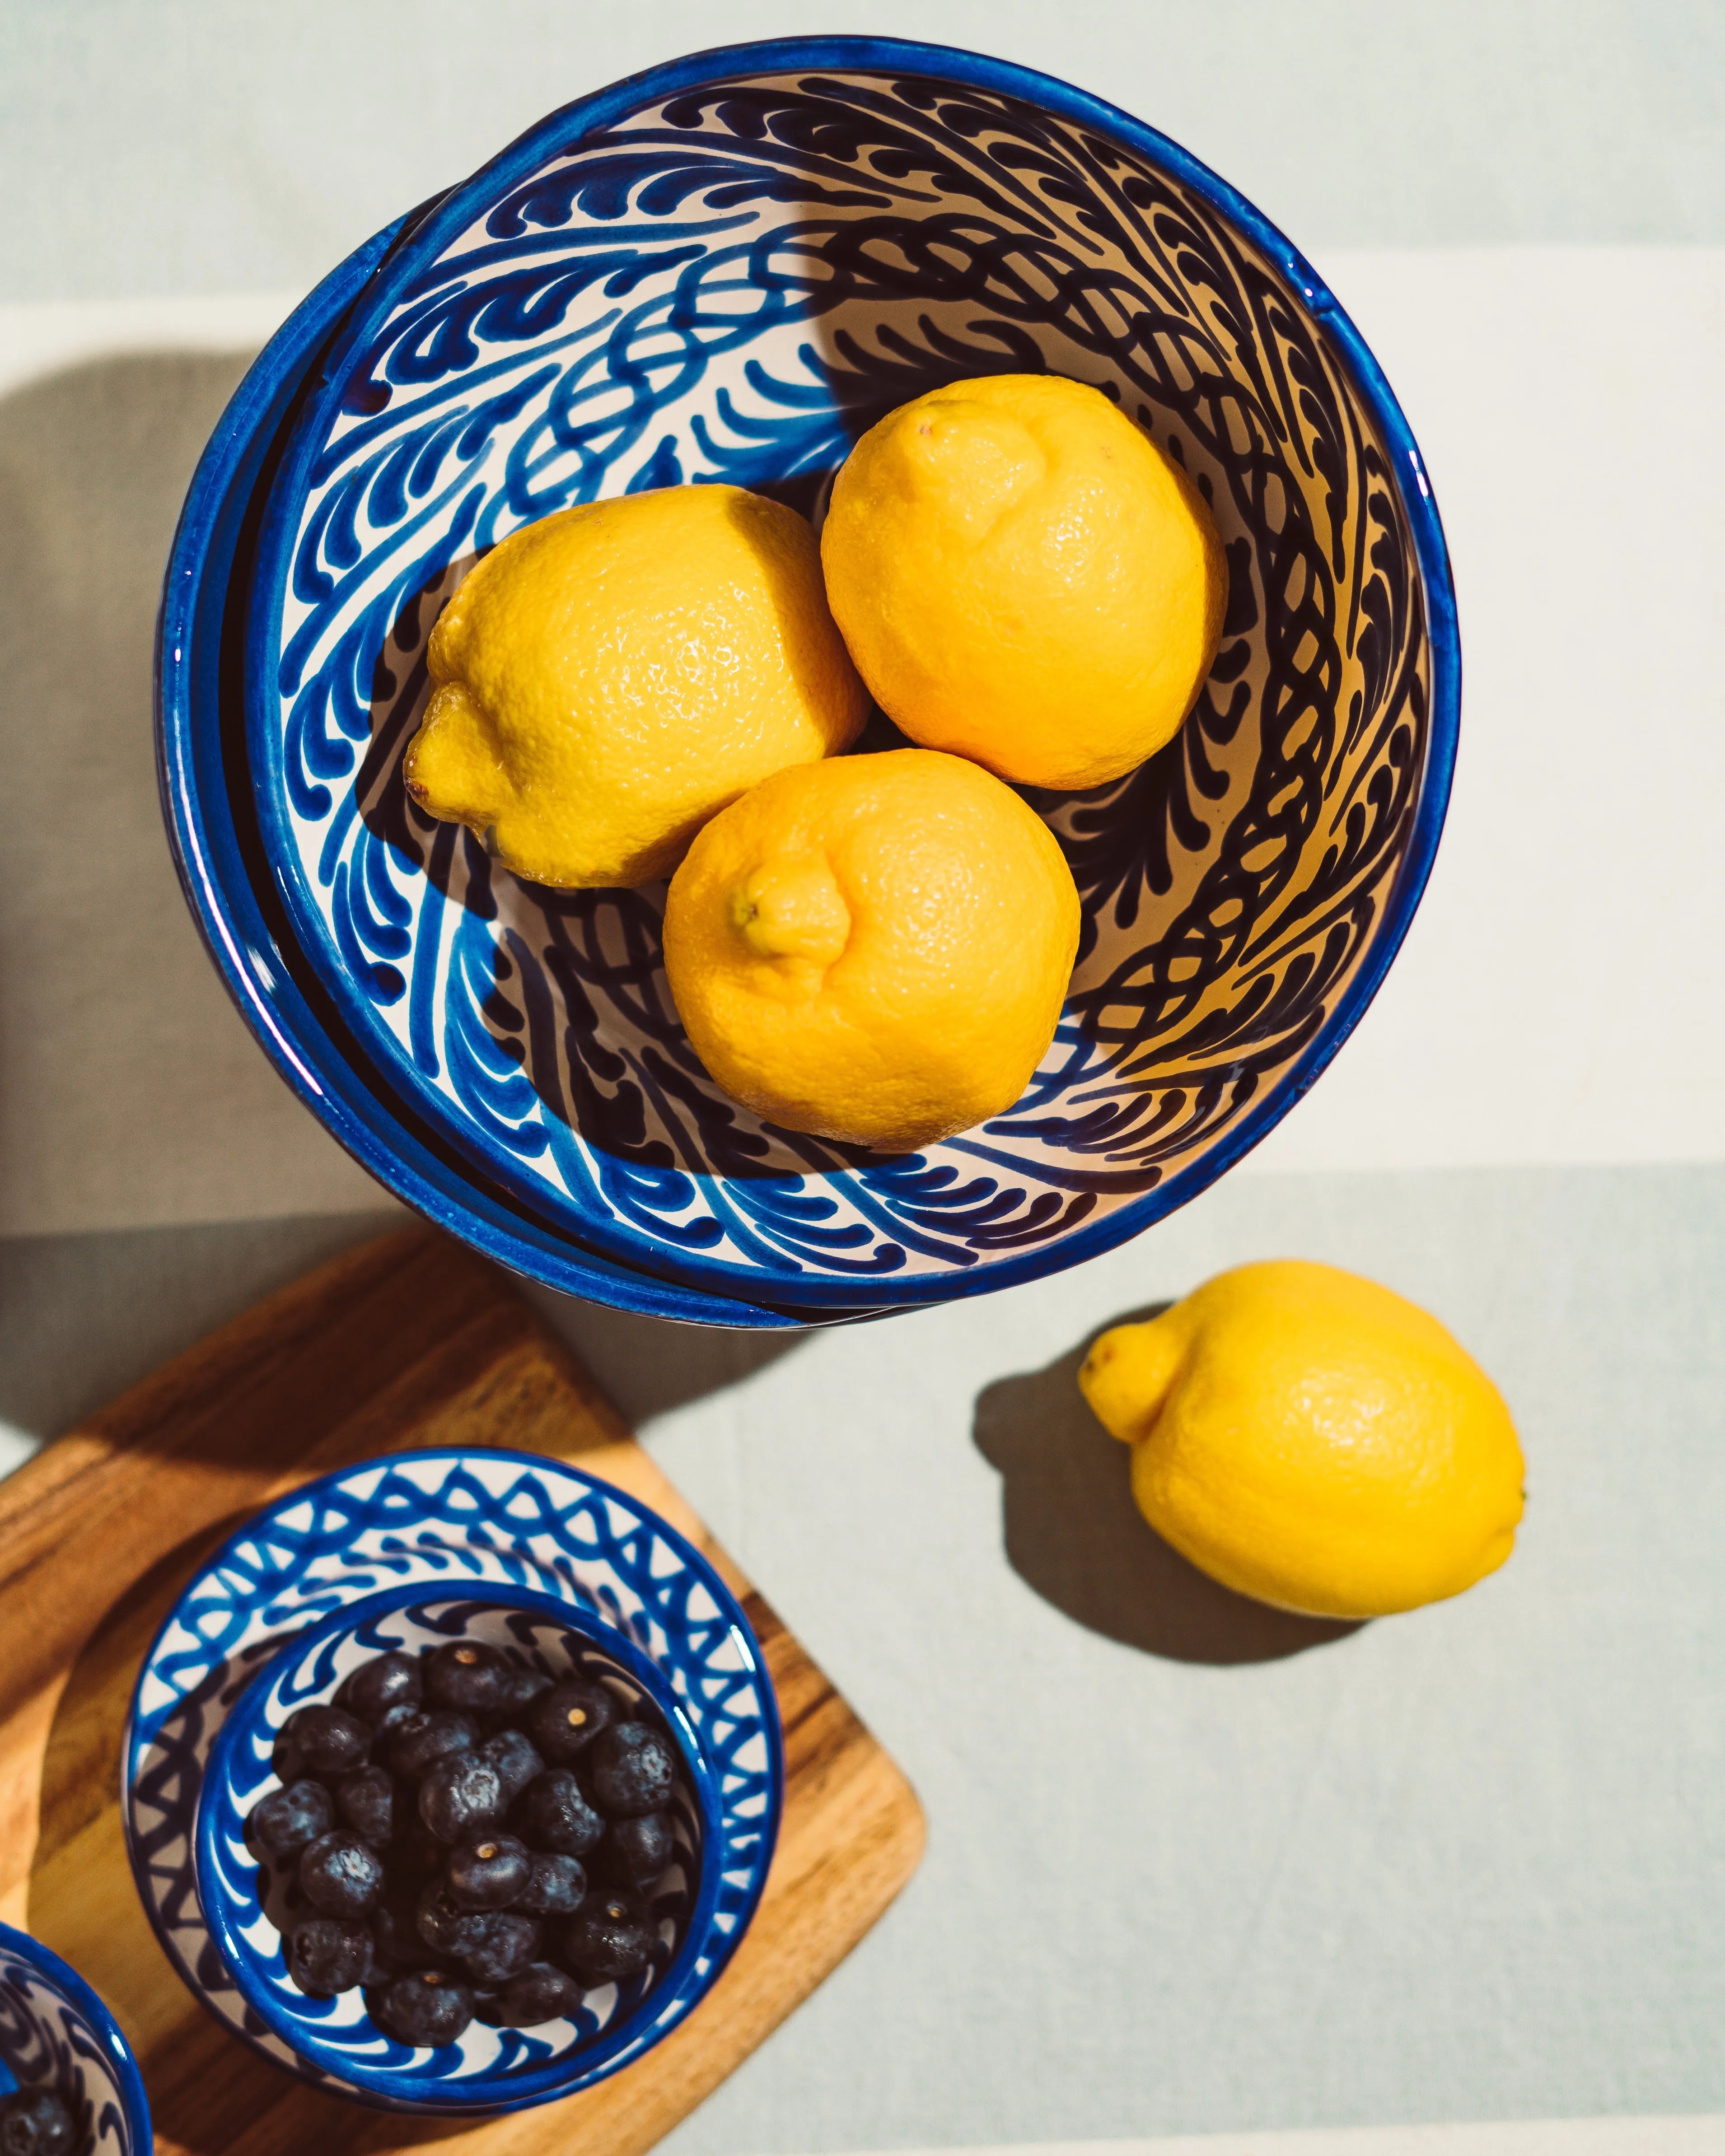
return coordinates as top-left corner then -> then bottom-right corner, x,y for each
0,1924 -> 150,2154
197,1587 -> 714,2108
252,46 -> 1446,1310
123,1448 -> 780,2104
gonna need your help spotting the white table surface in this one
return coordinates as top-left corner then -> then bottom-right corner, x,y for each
1,6 -> 1722,2151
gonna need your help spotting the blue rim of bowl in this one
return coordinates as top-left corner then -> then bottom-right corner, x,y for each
150,215 -> 853,1329
174,33 -> 1460,1318
0,1922 -> 154,2154
194,1578 -> 728,2112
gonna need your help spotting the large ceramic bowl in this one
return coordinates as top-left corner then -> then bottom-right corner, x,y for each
123,1447 -> 781,2104
0,1923 -> 152,2153
195,1582 -> 724,2113
154,238 -> 851,1332
159,33 -> 1457,1320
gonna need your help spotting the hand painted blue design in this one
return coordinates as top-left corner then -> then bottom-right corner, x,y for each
246,52 -> 1444,1311
154,207 -> 836,1329
122,1450 -> 781,2114
195,1587 -> 722,2109
0,1925 -> 153,2153
132,39 -> 1456,1320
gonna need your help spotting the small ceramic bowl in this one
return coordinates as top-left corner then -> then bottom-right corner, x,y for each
123,1447 -> 781,2108
195,1582 -> 720,2113
159,33 -> 1458,1322
0,1923 -> 152,2153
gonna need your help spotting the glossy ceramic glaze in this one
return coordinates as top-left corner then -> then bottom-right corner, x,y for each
123,1449 -> 781,2109
161,35 -> 1457,1319
196,1582 -> 721,2113
0,1923 -> 153,2153
154,218 -> 848,1328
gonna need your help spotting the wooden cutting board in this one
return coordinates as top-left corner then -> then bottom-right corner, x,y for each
0,1228 -> 924,2156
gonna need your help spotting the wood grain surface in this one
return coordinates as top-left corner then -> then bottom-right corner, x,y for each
0,1228 -> 924,2155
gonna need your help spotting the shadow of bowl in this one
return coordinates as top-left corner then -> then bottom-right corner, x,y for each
972,1306 -> 1363,1665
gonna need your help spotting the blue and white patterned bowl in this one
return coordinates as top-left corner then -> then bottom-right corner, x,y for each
123,1447 -> 781,2112
0,1923 -> 152,2153
156,201 -> 887,1335
160,33 -> 1457,1321
154,224 -> 874,1331
196,1582 -> 721,2113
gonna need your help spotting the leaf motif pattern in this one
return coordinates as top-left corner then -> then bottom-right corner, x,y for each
261,66 -> 1435,1301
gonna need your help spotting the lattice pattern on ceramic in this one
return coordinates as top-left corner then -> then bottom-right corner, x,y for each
123,1450 -> 779,2109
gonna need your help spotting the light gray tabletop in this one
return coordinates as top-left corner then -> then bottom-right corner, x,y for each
1,6 -> 1722,2151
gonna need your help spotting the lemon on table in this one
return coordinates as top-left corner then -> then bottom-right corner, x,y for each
404,485 -> 868,889
1078,1260 -> 1525,1619
662,748 -> 1081,1153
820,373 -> 1229,791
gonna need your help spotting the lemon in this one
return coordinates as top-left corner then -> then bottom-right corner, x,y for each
1079,1260 -> 1525,1619
404,485 -> 868,889
662,748 -> 1080,1152
820,373 -> 1228,791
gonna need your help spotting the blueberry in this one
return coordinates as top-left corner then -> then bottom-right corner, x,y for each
419,1751 -> 505,1844
476,1960 -> 584,2027
373,1968 -> 473,2048
0,2089 -> 73,2156
596,1810 -> 675,1888
446,1833 -> 531,1910
298,1829 -> 385,1918
424,1639 -> 513,1713
491,1663 -> 553,1718
516,1850 -> 587,1916
587,1722 -> 677,1818
524,1679 -> 617,1763
415,1881 -> 493,1961
288,1916 -> 374,1997
476,1727 -> 543,1805
273,1703 -> 371,1781
512,1768 -> 603,1856
458,1909 -> 542,1986
0,2086 -> 76,2156
372,1698 -> 421,1748
336,1764 -> 395,1847
337,1650 -> 422,1723
0,2087 -> 75,2156
385,1708 -> 477,1780
561,1886 -> 660,1983
248,1777 -> 333,1862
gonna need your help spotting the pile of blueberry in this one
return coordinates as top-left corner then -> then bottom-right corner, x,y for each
0,2085 -> 75,2155
244,1636 -> 691,2048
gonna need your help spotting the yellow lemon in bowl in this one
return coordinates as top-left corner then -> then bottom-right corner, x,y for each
404,485 -> 868,889
1079,1261 -> 1525,1619
662,748 -> 1081,1153
820,373 -> 1229,790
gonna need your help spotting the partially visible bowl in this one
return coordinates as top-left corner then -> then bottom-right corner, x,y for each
161,33 -> 1458,1321
0,1922 -> 152,2154
195,1582 -> 721,2114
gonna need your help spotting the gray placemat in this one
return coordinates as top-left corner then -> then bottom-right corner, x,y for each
536,1162 -> 1725,2151
5,1168 -> 1720,2145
